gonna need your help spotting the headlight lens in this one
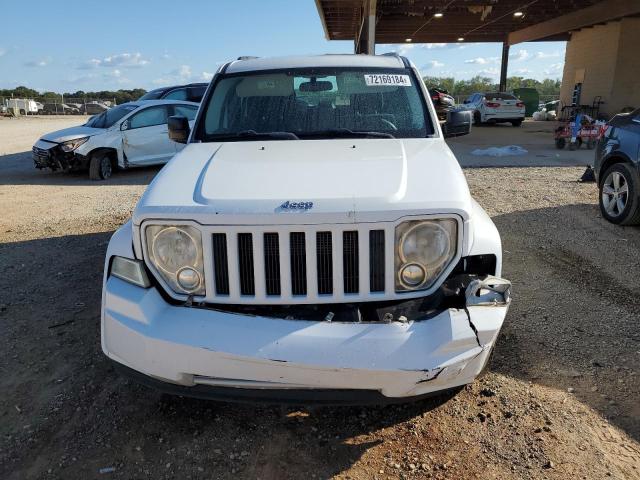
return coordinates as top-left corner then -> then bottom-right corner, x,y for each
110,256 -> 151,288
59,136 -> 89,152
395,219 -> 457,291
145,225 -> 205,295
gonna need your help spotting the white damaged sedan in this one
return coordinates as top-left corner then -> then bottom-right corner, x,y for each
32,100 -> 199,180
101,54 -> 511,404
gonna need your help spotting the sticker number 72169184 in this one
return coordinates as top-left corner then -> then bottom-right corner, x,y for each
364,74 -> 412,87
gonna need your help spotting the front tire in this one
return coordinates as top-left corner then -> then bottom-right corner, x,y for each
599,163 -> 640,225
89,152 -> 113,181
473,111 -> 482,126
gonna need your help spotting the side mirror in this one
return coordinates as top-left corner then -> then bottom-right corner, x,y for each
168,115 -> 190,144
120,119 -> 129,131
443,110 -> 472,138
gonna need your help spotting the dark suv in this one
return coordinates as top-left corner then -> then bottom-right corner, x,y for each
595,108 -> 640,225
138,83 -> 207,103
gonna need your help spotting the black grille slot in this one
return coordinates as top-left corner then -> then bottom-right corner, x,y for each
316,232 -> 333,294
238,233 -> 255,295
263,233 -> 281,296
212,233 -> 229,295
369,230 -> 385,292
290,232 -> 307,296
343,231 -> 359,294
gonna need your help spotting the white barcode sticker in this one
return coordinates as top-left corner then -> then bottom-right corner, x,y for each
364,74 -> 412,87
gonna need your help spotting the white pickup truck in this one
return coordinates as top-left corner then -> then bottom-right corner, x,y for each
6,98 -> 40,115
101,54 -> 511,404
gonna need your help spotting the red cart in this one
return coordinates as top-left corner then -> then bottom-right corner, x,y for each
554,120 -> 604,150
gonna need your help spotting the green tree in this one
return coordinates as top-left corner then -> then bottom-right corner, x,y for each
422,76 -> 455,93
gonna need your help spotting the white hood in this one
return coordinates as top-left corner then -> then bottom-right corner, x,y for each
40,125 -> 105,143
134,138 -> 472,225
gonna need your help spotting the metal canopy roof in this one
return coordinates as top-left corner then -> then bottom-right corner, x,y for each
315,0 -> 610,44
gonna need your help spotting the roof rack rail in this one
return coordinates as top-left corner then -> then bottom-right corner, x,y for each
380,51 -> 410,67
237,56 -> 259,61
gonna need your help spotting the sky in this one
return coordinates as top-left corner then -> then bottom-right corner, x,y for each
0,0 -> 566,93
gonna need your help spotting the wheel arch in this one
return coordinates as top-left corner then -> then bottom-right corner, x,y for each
87,147 -> 119,169
599,154 -> 635,185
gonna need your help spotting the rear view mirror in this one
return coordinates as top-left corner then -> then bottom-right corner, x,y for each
443,111 -> 472,138
299,80 -> 333,92
120,120 -> 129,131
168,116 -> 190,144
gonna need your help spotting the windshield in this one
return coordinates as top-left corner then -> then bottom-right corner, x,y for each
196,68 -> 433,141
85,104 -> 139,128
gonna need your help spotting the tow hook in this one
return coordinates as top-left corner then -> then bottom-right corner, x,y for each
465,276 -> 511,306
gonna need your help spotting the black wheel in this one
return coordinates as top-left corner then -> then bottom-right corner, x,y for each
19,109 -> 26,115
511,120 -> 522,127
599,163 -> 640,225
473,111 -> 482,126
89,152 -> 113,181
555,138 -> 566,149
569,137 -> 582,151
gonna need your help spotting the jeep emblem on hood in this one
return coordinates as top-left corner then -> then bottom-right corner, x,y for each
277,200 -> 314,212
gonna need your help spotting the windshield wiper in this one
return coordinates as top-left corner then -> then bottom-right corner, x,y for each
206,130 -> 299,141
301,128 -> 395,139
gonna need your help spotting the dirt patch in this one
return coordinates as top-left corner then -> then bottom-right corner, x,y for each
0,118 -> 639,479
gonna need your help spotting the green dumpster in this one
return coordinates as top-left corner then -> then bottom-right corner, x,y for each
513,88 -> 539,117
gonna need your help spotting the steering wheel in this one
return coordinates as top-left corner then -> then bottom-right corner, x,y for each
379,118 -> 398,131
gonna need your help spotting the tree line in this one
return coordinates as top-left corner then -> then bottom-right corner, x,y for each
2,77 -> 562,104
0,86 -> 147,104
423,76 -> 561,97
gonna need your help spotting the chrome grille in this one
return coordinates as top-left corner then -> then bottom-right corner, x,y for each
207,224 -> 395,304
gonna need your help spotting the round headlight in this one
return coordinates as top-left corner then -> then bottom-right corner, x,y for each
400,263 -> 426,288
177,267 -> 202,292
400,222 -> 452,269
151,226 -> 198,274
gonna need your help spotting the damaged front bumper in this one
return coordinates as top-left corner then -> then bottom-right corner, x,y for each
32,139 -> 89,172
102,275 -> 511,404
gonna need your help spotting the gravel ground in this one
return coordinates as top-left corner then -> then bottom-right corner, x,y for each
1,117 -> 639,479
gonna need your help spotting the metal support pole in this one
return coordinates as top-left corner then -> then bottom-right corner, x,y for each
354,0 -> 377,54
499,42 -> 510,92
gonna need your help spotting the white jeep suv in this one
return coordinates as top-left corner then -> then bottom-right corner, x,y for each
101,54 -> 511,404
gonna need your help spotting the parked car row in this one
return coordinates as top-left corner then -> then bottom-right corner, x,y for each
40,101 -> 110,115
